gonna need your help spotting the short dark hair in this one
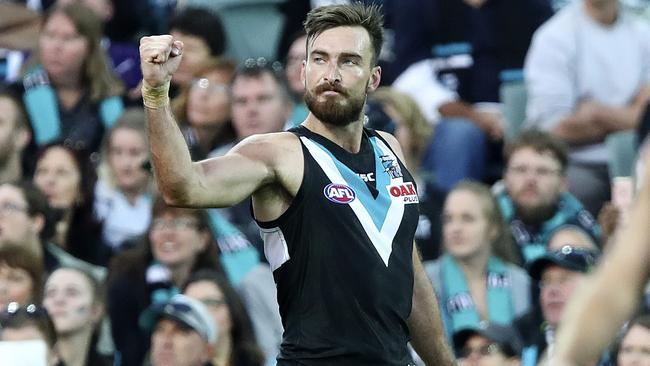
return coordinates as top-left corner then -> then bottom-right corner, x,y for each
504,129 -> 569,172
303,3 -> 384,66
169,7 -> 226,57
8,181 -> 55,242
232,57 -> 290,102
0,245 -> 45,304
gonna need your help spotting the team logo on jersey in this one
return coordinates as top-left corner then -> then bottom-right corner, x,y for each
323,183 -> 356,204
387,182 -> 419,204
380,155 -> 403,179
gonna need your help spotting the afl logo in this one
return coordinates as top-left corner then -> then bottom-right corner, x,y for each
323,183 -> 356,204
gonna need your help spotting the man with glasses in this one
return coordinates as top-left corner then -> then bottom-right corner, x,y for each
495,129 -> 601,264
141,294 -> 217,366
139,3 -> 454,365
453,324 -> 522,366
514,245 -> 599,366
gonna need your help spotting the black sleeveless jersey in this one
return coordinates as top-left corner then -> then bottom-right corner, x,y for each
255,126 -> 420,365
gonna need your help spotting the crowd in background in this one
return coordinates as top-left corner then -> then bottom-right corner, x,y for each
1,0 -> 650,365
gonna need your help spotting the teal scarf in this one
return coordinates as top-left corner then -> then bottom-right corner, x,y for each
22,66 -> 123,145
441,254 -> 514,332
208,209 -> 260,285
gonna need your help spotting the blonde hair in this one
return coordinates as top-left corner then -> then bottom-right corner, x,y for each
370,87 -> 433,167
449,181 -> 519,265
97,108 -> 151,191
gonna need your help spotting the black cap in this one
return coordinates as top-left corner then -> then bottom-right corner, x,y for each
453,323 -> 522,358
527,245 -> 600,281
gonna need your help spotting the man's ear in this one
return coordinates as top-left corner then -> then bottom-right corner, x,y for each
367,65 -> 382,93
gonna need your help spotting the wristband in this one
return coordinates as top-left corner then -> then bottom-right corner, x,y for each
142,81 -> 170,109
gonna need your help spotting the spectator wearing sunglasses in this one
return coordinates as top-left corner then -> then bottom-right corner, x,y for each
0,302 -> 60,365
183,270 -> 265,366
453,323 -> 523,366
514,245 -> 600,366
141,294 -> 217,366
172,60 -> 237,161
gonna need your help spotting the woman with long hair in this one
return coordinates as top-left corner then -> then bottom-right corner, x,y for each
33,143 -> 107,267
107,196 -> 224,366
424,181 -> 530,340
95,108 -> 153,253
184,270 -> 265,366
21,2 -> 124,152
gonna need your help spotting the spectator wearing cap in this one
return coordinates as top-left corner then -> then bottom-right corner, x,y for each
495,130 -> 601,264
514,245 -> 599,366
141,294 -> 217,366
453,323 -> 523,366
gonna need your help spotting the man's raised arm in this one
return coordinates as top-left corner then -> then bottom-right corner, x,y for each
140,35 -> 274,208
552,149 -> 650,366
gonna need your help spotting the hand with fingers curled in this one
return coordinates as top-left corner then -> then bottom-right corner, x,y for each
139,35 -> 184,108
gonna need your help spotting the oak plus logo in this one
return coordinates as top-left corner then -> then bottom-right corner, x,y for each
388,182 -> 419,204
323,183 -> 356,204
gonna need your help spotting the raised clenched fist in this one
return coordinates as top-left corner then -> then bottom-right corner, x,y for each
139,35 -> 184,88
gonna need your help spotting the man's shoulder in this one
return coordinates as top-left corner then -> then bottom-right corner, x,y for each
234,132 -> 302,161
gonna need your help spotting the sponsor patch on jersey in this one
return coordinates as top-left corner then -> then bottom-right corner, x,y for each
323,183 -> 356,204
387,182 -> 419,204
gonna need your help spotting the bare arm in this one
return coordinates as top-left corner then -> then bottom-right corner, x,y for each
140,35 -> 276,207
408,244 -> 456,366
552,153 -> 650,366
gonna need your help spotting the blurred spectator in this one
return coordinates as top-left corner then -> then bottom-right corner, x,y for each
209,59 -> 293,256
43,266 -> 111,366
140,294 -> 217,366
0,245 -> 44,311
284,30 -> 308,127
610,314 -> 650,366
394,0 -> 553,193
525,0 -> 650,216
238,264 -> 283,365
365,87 -> 443,260
425,181 -> 530,340
0,181 -> 105,278
95,108 -> 153,253
0,302 -> 59,365
495,129 -> 601,263
56,0 -> 144,99
107,196 -> 222,366
172,59 -> 237,160
169,7 -> 227,95
20,2 -> 124,152
515,245 -> 599,365
33,143 -> 108,266
183,270 -> 265,366
0,89 -> 31,183
181,0 -> 287,62
453,323 -> 523,366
